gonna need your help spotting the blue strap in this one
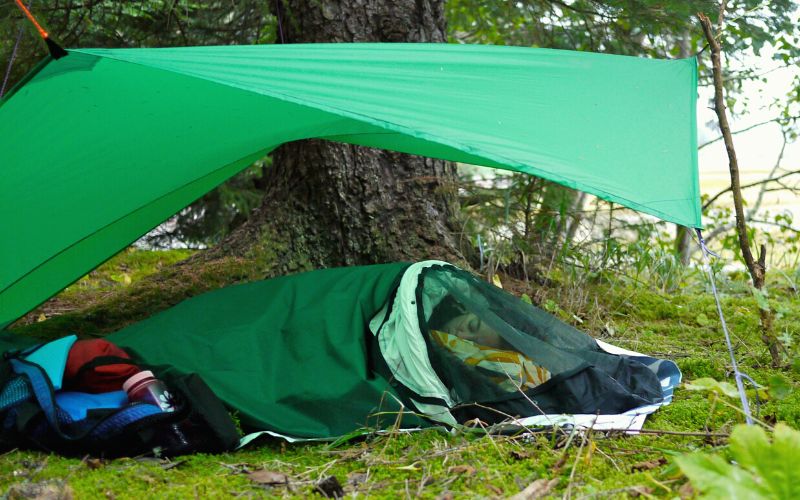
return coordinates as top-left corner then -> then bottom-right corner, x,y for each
91,404 -> 163,438
9,358 -> 63,433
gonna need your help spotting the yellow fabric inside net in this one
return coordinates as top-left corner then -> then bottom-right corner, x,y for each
430,330 -> 551,392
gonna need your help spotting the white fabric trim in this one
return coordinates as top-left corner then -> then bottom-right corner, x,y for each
595,338 -> 643,356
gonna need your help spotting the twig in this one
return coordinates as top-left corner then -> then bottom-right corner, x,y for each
467,401 -> 543,438
714,397 -> 773,429
702,162 -> 795,211
747,133 -> 789,219
704,393 -> 719,435
699,134 -> 795,243
612,428 -> 729,438
564,429 -> 589,500
494,364 -> 570,437
749,218 -> 800,234
698,116 -> 798,150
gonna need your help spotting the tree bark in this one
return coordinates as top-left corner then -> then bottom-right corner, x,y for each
674,225 -> 692,265
202,0 -> 463,273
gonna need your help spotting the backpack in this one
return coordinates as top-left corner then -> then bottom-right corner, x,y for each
0,335 -> 240,457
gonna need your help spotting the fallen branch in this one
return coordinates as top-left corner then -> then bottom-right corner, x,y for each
611,428 -> 729,438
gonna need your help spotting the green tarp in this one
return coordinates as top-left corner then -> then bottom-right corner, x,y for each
0,43 -> 700,328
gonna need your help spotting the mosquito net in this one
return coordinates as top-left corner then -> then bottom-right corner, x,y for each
400,263 -> 665,424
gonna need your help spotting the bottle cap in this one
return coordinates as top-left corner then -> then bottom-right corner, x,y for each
122,370 -> 154,393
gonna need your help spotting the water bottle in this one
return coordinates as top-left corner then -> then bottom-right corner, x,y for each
123,370 -> 190,453
123,371 -> 175,411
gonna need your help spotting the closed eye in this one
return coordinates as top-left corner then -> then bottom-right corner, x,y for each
468,317 -> 481,333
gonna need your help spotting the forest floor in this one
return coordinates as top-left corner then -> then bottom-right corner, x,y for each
2,249 -> 799,499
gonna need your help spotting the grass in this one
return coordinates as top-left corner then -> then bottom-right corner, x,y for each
0,430 -> 701,499
3,248 -> 800,498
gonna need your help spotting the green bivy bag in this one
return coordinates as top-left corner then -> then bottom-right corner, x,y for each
99,261 -> 677,440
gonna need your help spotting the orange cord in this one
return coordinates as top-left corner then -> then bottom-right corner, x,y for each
13,0 -> 49,40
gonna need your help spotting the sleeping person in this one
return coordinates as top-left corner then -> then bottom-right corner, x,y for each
428,297 -> 551,392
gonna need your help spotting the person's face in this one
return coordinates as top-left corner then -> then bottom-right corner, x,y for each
441,312 -> 506,349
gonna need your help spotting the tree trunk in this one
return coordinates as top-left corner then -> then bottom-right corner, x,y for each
674,225 -> 692,265
203,0 -> 463,273
673,30 -> 693,266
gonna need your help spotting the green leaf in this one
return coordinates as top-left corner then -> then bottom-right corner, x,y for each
750,286 -> 771,312
678,424 -> 800,499
728,425 -> 771,471
731,424 -> 800,499
696,313 -> 710,326
520,293 -> 532,305
684,378 -> 740,398
675,452 -> 768,499
767,374 -> 793,400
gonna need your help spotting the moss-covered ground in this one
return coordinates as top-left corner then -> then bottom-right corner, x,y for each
3,249 -> 800,498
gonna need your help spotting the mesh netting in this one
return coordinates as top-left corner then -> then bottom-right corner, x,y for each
416,264 -> 664,424
0,377 -> 31,412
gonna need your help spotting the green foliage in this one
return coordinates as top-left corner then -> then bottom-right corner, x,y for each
448,0 -> 707,55
144,159 -> 271,248
2,1 -> 273,84
446,0 -> 800,74
768,374 -> 794,401
677,424 -> 800,499
685,377 -> 741,399
701,203 -> 800,274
